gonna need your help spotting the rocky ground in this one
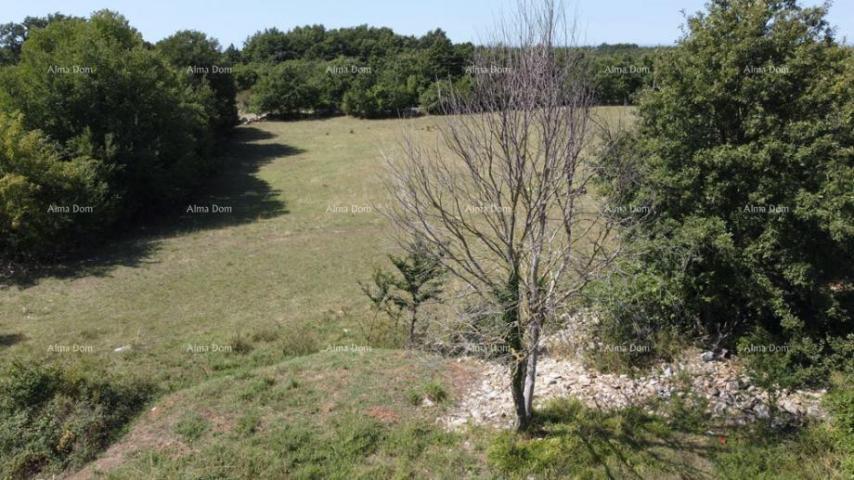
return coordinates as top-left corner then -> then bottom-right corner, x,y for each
439,325 -> 826,430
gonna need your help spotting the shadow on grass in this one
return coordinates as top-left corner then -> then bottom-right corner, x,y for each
490,398 -> 721,479
0,333 -> 26,348
3,126 -> 300,289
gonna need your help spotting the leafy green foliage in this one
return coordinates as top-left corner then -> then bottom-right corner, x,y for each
419,76 -> 473,114
0,14 -> 79,65
340,54 -> 422,118
241,26 -> 472,118
240,24 -> 657,117
156,30 -> 239,134
582,44 -> 658,105
594,0 -> 854,382
0,362 -> 151,479
361,236 -> 444,344
0,11 -> 234,259
0,111 -> 111,258
250,60 -> 321,116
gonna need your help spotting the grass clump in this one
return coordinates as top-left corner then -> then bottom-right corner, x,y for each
280,323 -> 320,357
174,412 -> 210,443
236,410 -> 262,436
229,333 -> 254,355
0,361 -> 151,479
424,381 -> 448,403
407,380 -> 449,406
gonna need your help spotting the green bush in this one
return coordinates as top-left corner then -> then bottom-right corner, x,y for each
233,62 -> 261,90
423,381 -> 448,404
156,30 -> 239,135
588,49 -> 655,105
250,60 -> 320,116
407,380 -> 449,406
0,11 -> 229,258
594,0 -> 854,383
340,53 -> 423,118
0,111 -> 111,258
0,362 -> 152,479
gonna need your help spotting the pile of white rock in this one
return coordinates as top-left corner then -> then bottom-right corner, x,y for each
439,326 -> 826,430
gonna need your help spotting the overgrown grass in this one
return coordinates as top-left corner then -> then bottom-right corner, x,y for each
95,350 -> 487,479
0,362 -> 151,479
486,378 -> 854,480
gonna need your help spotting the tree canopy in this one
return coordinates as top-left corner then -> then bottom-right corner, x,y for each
596,0 -> 853,383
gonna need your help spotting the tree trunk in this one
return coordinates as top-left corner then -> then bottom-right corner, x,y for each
511,353 -> 529,431
499,271 -> 531,431
407,306 -> 417,346
522,318 -> 542,421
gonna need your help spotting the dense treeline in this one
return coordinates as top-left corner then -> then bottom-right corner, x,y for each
581,44 -> 659,105
234,26 -> 473,117
0,11 -> 237,259
230,26 -> 661,117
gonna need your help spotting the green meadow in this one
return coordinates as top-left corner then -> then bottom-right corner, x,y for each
1,110 -> 849,479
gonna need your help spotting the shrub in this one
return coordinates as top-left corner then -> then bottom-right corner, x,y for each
0,362 -> 152,479
280,322 -> 320,357
233,62 -> 261,90
0,111 -> 111,258
249,60 -> 320,116
229,335 -> 254,355
406,381 -> 448,406
360,235 -> 444,346
588,50 -> 655,105
341,55 -> 420,118
594,0 -> 854,384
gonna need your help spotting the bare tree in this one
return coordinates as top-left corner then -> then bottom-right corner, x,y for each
384,0 -> 624,431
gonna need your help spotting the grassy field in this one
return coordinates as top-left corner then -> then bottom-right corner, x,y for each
1,114 -> 433,388
2,109 -> 849,479
0,107 -> 636,389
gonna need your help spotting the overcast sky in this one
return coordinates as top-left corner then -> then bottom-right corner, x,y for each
4,0 -> 852,47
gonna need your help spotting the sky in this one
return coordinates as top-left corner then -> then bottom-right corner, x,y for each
3,0 -> 852,48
